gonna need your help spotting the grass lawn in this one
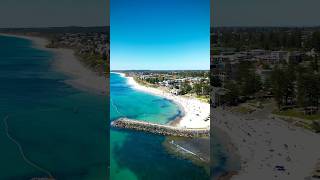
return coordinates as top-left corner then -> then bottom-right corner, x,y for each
273,109 -> 320,121
196,95 -> 210,103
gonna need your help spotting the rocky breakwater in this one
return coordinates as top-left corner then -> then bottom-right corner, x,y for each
111,118 -> 210,137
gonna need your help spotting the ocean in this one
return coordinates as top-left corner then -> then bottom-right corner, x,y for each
110,72 -> 209,180
0,35 -> 232,180
0,35 -> 108,180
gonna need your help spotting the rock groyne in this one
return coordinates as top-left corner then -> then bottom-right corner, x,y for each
111,118 -> 210,138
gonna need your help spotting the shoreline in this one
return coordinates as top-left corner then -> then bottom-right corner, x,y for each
0,33 -> 107,95
111,72 -> 210,129
111,71 -> 211,171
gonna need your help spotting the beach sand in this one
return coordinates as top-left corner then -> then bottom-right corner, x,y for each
213,106 -> 320,180
0,33 -> 107,95
114,72 -> 210,129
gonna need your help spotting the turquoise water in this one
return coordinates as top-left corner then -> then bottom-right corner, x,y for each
110,73 -> 209,180
0,35 -> 230,180
0,35 -> 108,179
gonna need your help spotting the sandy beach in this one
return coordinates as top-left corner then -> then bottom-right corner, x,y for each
213,105 -> 320,180
112,72 -> 210,129
0,33 -> 107,95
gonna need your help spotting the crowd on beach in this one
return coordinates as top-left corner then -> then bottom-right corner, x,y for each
213,106 -> 320,180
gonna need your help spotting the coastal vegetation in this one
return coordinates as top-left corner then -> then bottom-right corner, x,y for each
126,71 -> 210,102
213,60 -> 262,105
212,27 -> 320,131
213,27 -> 320,52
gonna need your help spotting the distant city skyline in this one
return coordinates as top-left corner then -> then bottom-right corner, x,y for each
0,0 -> 108,28
212,0 -> 320,27
111,0 -> 210,70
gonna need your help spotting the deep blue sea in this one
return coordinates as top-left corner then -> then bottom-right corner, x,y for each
110,72 -> 209,180
0,35 -> 108,180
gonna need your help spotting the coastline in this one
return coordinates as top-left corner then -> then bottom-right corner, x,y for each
111,72 -> 211,172
112,72 -> 210,129
0,33 -> 107,95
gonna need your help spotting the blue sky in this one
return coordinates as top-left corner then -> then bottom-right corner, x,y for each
110,0 -> 210,70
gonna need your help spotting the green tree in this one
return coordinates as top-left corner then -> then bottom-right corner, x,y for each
202,83 -> 211,95
193,83 -> 202,95
270,67 -> 286,109
180,83 -> 192,95
271,65 -> 296,109
224,80 -> 240,105
297,73 -> 320,108
236,61 -> 262,97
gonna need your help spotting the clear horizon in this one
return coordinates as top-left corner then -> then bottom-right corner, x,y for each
110,0 -> 210,70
